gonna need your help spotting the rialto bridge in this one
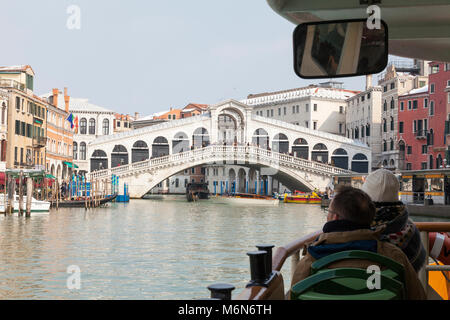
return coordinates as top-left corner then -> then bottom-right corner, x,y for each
87,100 -> 371,198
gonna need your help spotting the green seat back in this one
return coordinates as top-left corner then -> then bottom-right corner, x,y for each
310,250 -> 405,282
291,268 -> 405,300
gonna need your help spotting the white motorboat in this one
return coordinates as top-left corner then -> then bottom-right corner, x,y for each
0,195 -> 50,213
211,193 -> 279,206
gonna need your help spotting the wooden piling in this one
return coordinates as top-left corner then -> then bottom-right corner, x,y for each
7,175 -> 14,215
18,171 -> 24,215
26,177 -> 32,217
3,175 -> 6,214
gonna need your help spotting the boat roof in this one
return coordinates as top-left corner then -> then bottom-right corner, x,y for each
267,0 -> 450,62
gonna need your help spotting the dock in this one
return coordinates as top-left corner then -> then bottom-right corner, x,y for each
407,204 -> 450,219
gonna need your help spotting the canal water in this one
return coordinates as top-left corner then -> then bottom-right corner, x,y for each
0,197 -> 447,299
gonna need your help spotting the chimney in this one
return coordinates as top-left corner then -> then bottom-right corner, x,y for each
64,87 -> 70,113
366,75 -> 372,91
134,112 -> 139,120
52,88 -> 59,108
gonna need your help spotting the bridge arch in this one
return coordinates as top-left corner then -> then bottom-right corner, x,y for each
111,145 -> 128,167
132,140 -> 149,163
351,153 -> 369,173
91,149 -> 108,171
292,138 -> 308,159
312,143 -> 329,163
252,129 -> 269,149
172,132 -> 190,153
152,137 -> 169,158
272,133 -> 289,154
192,127 -> 210,148
331,148 -> 349,170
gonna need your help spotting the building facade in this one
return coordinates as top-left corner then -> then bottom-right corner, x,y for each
0,89 -> 8,171
428,61 -> 450,168
346,84 -> 383,169
397,85 -> 430,170
44,88 -> 74,182
41,94 -> 115,175
0,65 -> 47,170
242,82 -> 357,136
113,113 -> 135,133
378,64 -> 427,169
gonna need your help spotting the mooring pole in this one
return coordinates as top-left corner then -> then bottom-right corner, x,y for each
26,177 -> 32,217
18,171 -> 24,215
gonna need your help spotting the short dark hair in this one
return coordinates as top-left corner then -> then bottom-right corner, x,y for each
330,186 -> 376,226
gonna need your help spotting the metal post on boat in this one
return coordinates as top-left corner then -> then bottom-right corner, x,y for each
256,244 -> 275,277
26,177 -> 32,217
246,250 -> 269,286
207,284 -> 235,300
18,170 -> 24,216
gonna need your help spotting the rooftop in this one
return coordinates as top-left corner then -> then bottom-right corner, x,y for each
40,92 -> 114,113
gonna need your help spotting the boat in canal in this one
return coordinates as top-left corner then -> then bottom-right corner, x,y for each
0,195 -> 50,212
186,182 -> 210,202
211,193 -> 279,206
51,194 -> 117,208
283,191 -> 322,204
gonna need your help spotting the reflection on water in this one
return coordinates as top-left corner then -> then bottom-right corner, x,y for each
0,196 -> 327,299
1,197 -> 447,299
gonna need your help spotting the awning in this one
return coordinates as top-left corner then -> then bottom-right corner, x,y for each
34,119 -> 42,124
63,161 -> 79,169
46,174 -> 56,179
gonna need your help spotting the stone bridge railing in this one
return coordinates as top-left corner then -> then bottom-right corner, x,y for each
88,146 -> 354,182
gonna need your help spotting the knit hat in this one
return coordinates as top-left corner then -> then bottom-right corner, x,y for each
361,169 -> 400,202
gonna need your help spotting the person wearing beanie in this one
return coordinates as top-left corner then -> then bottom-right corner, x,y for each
361,169 -> 427,273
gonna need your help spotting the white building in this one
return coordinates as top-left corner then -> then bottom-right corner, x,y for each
45,95 -> 115,175
346,84 -> 383,170
241,82 -> 358,136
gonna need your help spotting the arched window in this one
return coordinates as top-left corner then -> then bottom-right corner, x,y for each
79,142 -> 86,160
390,116 -> 394,131
390,98 -> 395,109
390,138 -> 394,150
102,119 -> 109,135
383,118 -> 387,132
89,118 -> 96,135
366,124 -> 370,137
73,142 -> 78,160
80,118 -> 87,134
383,140 -> 387,152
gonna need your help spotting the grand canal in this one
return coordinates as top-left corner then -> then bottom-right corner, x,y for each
0,197 -> 447,299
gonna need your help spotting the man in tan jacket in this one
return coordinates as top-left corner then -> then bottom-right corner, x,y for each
291,186 -> 426,300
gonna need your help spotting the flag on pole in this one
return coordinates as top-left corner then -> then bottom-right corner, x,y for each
66,113 -> 74,129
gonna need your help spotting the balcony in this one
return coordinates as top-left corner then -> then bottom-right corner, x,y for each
0,79 -> 25,91
414,129 -> 428,139
32,136 -> 47,148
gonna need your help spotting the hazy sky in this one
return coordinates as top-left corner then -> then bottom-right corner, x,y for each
1,0 -> 388,116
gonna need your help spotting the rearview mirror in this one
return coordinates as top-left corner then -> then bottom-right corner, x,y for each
293,19 -> 388,79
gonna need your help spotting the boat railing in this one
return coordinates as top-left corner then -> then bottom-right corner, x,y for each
234,222 -> 450,300
416,222 -> 450,298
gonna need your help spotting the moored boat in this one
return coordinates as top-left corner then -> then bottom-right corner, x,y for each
283,191 -> 322,204
211,193 -> 279,206
51,194 -> 117,208
0,195 -> 50,212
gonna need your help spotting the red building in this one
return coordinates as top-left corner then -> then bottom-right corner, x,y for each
398,85 -> 430,170
428,61 -> 450,168
398,61 -> 450,170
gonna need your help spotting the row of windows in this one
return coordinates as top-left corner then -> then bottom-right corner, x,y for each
79,118 -> 110,135
73,142 -> 86,160
255,103 -> 322,117
351,92 -> 371,105
14,147 -> 42,165
15,96 -> 46,120
15,120 -> 45,138
348,125 -> 371,139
